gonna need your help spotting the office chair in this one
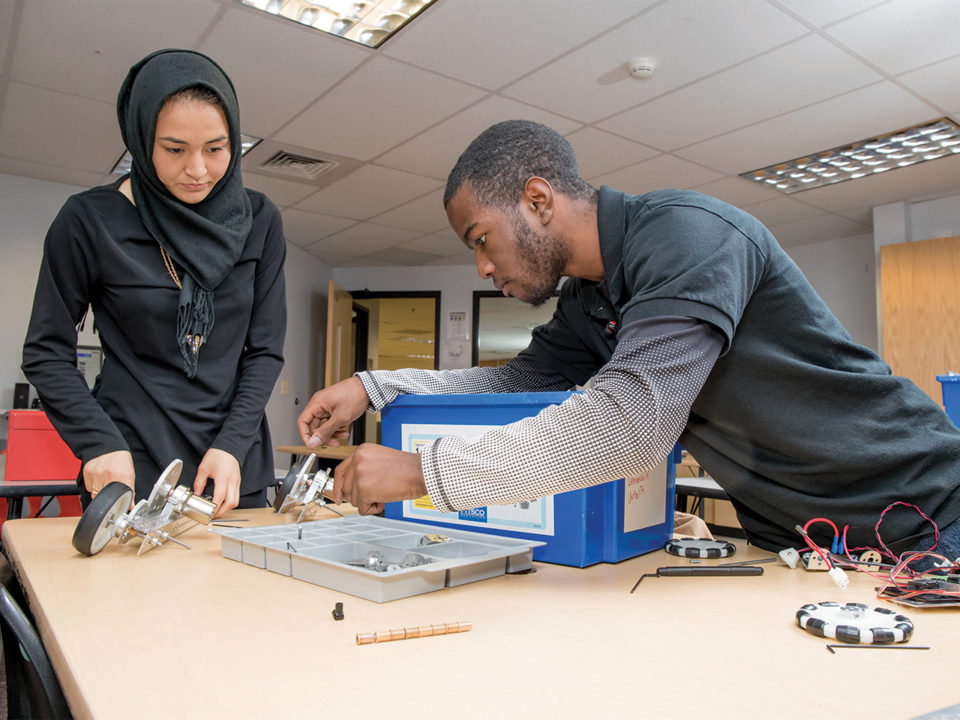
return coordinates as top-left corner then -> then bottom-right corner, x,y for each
0,582 -> 71,719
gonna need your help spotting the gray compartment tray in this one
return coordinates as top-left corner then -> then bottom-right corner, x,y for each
212,515 -> 544,602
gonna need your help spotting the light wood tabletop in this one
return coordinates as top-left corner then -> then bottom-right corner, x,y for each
3,510 -> 957,720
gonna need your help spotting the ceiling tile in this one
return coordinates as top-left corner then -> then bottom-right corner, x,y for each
279,208 -> 356,248
397,232 -> 462,257
501,0 -> 809,123
0,83 -> 118,171
375,95 -> 582,180
836,206 -> 874,225
598,34 -> 881,151
898,55 -> 960,115
0,2 -> 14,77
11,0 -> 222,102
369,189 -> 449,233
3,0 -> 960,264
825,0 -> 960,74
200,6 -> 370,137
303,249 -> 356,267
275,56 -> 486,161
774,0 -> 890,27
308,222 -> 421,257
688,177 -> 781,208
0,157 -> 106,192
381,0 -> 654,89
767,212 -> 869,248
294,164 -> 440,219
589,154 -> 724,194
565,127 -> 659,178
242,171 -> 322,208
675,81 -> 939,173
335,255 -> 391,267
364,247 -> 443,266
427,250 -> 477,267
740,196 -> 827,226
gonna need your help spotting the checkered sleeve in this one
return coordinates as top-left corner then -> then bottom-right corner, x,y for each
357,357 -> 572,411
420,317 -> 723,512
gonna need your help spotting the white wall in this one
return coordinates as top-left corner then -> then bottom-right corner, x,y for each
785,233 -> 878,351
874,193 -> 960,248
265,242 -> 332,457
0,173 -> 101,424
0,172 -> 332,465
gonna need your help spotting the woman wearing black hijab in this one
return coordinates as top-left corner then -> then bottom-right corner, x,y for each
22,49 -> 286,516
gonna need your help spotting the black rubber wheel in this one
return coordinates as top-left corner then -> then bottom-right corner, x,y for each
272,466 -> 298,512
72,482 -> 134,556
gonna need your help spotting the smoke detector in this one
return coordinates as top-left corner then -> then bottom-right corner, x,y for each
626,56 -> 657,79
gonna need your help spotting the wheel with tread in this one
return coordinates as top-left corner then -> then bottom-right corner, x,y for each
72,482 -> 134,556
272,466 -> 298,512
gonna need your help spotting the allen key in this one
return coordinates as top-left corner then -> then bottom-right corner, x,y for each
826,644 -> 930,654
630,565 -> 764,593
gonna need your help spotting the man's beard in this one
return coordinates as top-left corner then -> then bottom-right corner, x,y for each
512,210 -> 569,307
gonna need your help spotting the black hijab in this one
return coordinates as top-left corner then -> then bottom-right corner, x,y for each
117,49 -> 252,378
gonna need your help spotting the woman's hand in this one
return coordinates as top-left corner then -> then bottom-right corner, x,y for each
194,448 -> 241,518
83,450 -> 135,497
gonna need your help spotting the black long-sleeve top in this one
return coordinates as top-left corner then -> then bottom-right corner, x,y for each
22,177 -> 286,499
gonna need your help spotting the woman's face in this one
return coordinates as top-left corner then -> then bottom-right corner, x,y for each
151,97 -> 231,204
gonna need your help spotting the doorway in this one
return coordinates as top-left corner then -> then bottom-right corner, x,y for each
347,291 -> 440,443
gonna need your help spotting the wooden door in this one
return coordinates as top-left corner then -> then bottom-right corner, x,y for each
880,235 -> 960,403
324,280 -> 354,388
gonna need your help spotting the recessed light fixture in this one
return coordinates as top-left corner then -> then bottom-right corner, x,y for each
740,118 -> 960,194
110,134 -> 262,176
237,0 -> 436,48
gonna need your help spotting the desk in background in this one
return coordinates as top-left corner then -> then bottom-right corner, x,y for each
0,480 -> 80,523
276,443 -> 357,469
3,509 -> 957,720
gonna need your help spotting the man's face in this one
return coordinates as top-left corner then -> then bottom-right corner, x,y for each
445,186 -> 568,307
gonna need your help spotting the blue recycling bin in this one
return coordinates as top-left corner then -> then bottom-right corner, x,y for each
936,374 -> 960,426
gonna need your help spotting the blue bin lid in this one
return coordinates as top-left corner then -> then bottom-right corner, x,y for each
937,374 -> 960,384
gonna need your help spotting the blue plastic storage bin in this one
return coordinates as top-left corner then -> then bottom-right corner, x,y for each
937,374 -> 960,426
381,392 -> 675,567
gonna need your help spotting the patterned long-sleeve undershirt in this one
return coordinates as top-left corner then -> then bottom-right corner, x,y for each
357,317 -> 723,512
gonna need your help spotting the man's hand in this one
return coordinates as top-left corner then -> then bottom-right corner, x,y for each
297,376 -> 371,448
333,444 -> 427,515
83,450 -> 135,497
194,448 -> 241,518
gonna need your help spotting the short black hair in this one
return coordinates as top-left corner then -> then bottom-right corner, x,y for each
443,120 -> 595,209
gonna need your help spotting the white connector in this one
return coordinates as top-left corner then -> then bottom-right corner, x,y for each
828,566 -> 849,590
779,547 -> 799,569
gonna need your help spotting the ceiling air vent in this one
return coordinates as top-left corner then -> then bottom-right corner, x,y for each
259,150 -> 340,181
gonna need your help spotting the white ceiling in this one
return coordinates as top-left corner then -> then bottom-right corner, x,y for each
2,0 -> 959,268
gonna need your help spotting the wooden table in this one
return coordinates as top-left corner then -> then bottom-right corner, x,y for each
3,510 -> 958,720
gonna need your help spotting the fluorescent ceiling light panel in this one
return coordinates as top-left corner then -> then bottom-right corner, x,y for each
238,0 -> 435,48
111,134 -> 262,176
741,118 -> 960,194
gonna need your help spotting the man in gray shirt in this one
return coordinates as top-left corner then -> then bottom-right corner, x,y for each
298,120 -> 960,560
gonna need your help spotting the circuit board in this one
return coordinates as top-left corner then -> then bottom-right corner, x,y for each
212,515 -> 544,602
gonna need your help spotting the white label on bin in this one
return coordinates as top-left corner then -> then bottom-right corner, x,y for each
623,459 -> 668,533
400,423 -> 555,535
